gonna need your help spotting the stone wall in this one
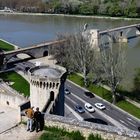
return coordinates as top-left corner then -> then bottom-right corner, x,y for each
0,82 -> 27,108
44,114 -> 140,140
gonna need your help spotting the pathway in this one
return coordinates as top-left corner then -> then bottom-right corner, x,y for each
0,124 -> 43,140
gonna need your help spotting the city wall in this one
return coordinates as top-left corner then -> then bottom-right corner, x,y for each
44,114 -> 140,140
0,81 -> 27,123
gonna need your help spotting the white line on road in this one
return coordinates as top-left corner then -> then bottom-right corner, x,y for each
119,120 -> 129,126
65,98 -> 83,121
65,95 -> 95,119
69,92 -> 129,130
127,117 -> 137,124
127,117 -> 132,121
127,121 -> 136,127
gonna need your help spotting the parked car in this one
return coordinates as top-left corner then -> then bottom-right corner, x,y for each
94,103 -> 106,110
84,103 -> 95,113
74,104 -> 85,113
84,91 -> 95,98
65,88 -> 70,95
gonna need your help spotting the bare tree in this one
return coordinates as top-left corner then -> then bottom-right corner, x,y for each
49,33 -> 76,73
70,32 -> 95,87
49,29 -> 96,87
98,40 -> 127,104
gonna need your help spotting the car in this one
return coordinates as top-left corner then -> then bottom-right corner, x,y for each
74,105 -> 85,113
84,91 -> 95,98
84,103 -> 95,113
94,103 -> 106,110
64,88 -> 70,95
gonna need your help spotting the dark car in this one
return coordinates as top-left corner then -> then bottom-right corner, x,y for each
65,88 -> 70,95
84,91 -> 95,98
74,105 -> 85,113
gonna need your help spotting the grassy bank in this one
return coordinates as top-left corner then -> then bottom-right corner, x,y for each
0,71 -> 30,96
0,40 -> 15,51
68,73 -> 140,119
39,126 -> 104,140
68,73 -> 112,102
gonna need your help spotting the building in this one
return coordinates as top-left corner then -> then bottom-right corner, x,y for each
28,64 -> 67,116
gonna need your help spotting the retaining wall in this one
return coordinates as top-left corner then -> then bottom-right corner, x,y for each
44,114 -> 140,140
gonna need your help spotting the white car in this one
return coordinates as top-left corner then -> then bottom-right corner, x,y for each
94,103 -> 106,110
84,103 -> 95,113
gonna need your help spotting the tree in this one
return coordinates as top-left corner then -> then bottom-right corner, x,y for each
49,33 -> 76,73
69,31 -> 95,87
50,28 -> 96,87
97,39 -> 127,104
134,68 -> 140,92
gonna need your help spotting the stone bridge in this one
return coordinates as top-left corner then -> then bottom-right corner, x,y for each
89,23 -> 140,49
0,40 -> 65,68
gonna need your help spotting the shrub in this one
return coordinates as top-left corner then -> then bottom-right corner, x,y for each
88,133 -> 103,140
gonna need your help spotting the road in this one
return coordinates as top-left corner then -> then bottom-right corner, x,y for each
65,92 -> 112,126
65,80 -> 140,131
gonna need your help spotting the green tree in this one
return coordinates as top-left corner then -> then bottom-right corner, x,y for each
79,3 -> 93,15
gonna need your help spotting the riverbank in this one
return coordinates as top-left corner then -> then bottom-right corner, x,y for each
1,11 -> 140,21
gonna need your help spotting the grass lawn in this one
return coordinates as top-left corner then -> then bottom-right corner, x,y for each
0,40 -> 15,51
68,73 -> 140,119
0,71 -> 30,96
39,126 -> 104,140
116,100 -> 140,119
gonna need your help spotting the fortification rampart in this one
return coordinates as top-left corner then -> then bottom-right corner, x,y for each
44,114 -> 140,140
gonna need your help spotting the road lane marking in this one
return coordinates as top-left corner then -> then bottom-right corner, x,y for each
65,104 -> 83,121
127,121 -> 136,127
127,117 -> 137,124
69,92 -> 129,129
65,96 -> 77,105
127,117 -> 132,121
65,95 -> 95,119
119,120 -> 129,126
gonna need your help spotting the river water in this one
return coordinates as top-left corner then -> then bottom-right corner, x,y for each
0,14 -> 140,90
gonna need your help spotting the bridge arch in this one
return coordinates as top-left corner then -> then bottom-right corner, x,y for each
4,52 -> 35,65
43,51 -> 48,57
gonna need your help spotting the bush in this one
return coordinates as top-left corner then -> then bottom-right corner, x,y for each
41,126 -> 85,140
88,133 -> 103,140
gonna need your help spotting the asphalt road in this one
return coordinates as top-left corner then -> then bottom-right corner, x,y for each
65,80 -> 140,131
65,92 -> 112,126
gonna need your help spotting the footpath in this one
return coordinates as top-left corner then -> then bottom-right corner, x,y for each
0,124 -> 43,140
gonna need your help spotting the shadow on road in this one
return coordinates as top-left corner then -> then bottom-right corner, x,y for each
84,118 -> 108,125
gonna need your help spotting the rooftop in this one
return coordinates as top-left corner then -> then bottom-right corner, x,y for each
28,65 -> 66,79
33,67 -> 61,78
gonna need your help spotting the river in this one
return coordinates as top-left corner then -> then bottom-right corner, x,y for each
0,13 -> 140,90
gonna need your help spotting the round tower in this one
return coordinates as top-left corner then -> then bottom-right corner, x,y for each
28,65 -> 67,116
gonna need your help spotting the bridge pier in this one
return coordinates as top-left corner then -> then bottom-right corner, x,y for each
89,29 -> 100,51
